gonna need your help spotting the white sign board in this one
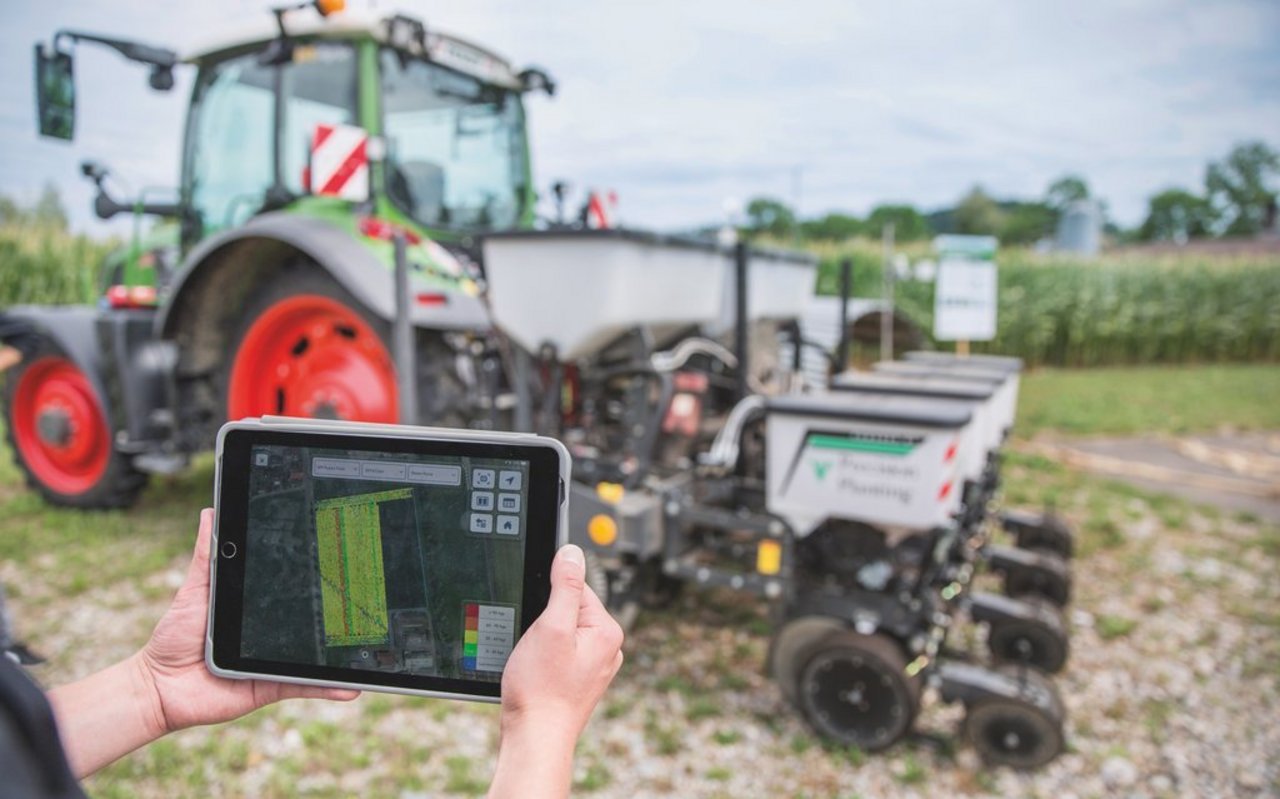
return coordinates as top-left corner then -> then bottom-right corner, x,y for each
933,255 -> 997,341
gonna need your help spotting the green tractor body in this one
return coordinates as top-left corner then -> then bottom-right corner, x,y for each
8,6 -> 555,506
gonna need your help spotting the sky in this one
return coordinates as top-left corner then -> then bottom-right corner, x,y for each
1,0 -> 1277,235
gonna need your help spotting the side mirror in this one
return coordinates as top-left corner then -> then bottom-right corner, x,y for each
518,67 -> 556,97
34,43 -> 75,140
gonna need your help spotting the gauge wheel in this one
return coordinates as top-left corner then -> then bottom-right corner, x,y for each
3,338 -> 146,508
793,630 -> 920,752
994,663 -> 1066,723
987,597 -> 1069,674
1002,555 -> 1071,607
964,696 -> 1065,769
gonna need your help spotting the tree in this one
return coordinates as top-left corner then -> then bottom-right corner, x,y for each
865,204 -> 930,241
1045,175 -> 1090,212
999,202 -> 1057,245
1138,188 -> 1216,242
743,196 -> 797,239
1204,140 -> 1279,236
953,186 -> 1005,236
799,212 -> 863,241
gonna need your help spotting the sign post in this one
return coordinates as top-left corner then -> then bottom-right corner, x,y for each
932,235 -> 998,355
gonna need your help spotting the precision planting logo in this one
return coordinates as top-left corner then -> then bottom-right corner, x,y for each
812,461 -> 833,481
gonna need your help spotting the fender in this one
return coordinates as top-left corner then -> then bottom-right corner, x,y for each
157,212 -> 491,343
3,305 -> 107,406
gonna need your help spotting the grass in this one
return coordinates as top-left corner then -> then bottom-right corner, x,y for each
1096,615 -> 1139,640
1,358 -> 1277,795
1016,363 -> 1280,437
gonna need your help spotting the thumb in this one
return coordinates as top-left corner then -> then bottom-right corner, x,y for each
542,544 -> 587,631
183,508 -> 215,592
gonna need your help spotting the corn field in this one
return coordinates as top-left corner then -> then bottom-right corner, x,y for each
813,242 -> 1280,368
4,222 -> 1279,368
0,220 -> 108,306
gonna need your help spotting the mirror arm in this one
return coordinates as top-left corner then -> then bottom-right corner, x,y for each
53,29 -> 177,69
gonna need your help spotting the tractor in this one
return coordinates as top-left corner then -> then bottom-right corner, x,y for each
7,1 -> 558,507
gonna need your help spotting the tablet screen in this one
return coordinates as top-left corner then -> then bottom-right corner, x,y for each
212,427 -> 561,697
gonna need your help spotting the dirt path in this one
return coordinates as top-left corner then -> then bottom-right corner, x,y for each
1021,432 -> 1280,523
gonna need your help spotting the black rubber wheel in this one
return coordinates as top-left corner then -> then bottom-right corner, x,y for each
965,697 -> 1065,769
1007,515 -> 1074,560
1002,557 -> 1071,607
993,662 -> 1066,725
987,597 -> 1070,674
2,336 -> 147,509
794,630 -> 920,752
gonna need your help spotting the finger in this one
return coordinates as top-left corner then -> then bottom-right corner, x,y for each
182,508 -> 215,592
273,683 -> 361,702
542,544 -> 587,631
576,582 -> 616,631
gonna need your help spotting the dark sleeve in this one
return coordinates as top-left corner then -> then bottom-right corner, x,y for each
0,655 -> 89,799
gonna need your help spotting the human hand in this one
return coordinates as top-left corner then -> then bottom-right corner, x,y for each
135,508 -> 359,736
489,544 -> 624,798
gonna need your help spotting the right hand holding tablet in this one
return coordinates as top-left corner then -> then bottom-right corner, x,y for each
490,544 -> 625,798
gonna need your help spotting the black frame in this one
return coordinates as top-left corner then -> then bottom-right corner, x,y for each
210,427 -> 563,699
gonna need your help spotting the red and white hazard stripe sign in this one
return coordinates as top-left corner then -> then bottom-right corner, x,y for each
310,123 -> 370,202
585,190 -> 618,229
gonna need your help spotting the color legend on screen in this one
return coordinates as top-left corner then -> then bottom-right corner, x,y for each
462,603 -> 516,672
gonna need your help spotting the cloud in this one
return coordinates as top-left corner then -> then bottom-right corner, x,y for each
0,0 -> 1276,235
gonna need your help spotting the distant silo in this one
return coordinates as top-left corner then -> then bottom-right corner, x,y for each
1055,200 -> 1103,256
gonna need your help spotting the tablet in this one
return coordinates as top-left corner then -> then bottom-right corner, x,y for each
206,417 -> 569,702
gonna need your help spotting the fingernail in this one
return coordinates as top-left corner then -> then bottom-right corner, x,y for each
560,544 -> 585,568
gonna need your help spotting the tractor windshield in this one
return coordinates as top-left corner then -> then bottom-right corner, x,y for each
380,49 -> 527,231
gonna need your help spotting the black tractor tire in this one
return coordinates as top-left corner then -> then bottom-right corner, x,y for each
964,696 -> 1065,769
986,596 -> 1070,674
2,337 -> 147,509
792,630 -> 921,752
219,266 -> 469,428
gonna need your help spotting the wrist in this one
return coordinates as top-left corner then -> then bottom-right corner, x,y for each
127,650 -> 171,740
491,717 -> 577,799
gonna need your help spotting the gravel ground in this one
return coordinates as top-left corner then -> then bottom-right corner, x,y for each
5,462 -> 1279,798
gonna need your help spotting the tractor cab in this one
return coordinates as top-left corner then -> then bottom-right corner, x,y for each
34,2 -> 553,256
179,9 -> 547,247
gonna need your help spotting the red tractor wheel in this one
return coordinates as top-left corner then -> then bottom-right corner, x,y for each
225,275 -> 399,423
4,344 -> 146,508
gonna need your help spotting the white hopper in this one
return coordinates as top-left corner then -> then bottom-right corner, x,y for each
764,393 -> 976,535
873,361 -> 1018,441
481,229 -> 816,361
904,351 -> 1024,374
828,371 -> 1001,482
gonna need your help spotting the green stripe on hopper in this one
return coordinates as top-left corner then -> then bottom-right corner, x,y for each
809,434 -> 915,456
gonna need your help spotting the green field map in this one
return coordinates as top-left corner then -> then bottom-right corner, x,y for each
314,488 -> 411,647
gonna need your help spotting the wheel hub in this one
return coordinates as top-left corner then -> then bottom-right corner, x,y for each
35,406 -> 73,447
803,652 -> 906,748
11,356 -> 111,496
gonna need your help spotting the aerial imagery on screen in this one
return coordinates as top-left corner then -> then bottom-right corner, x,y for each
240,444 -> 529,682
